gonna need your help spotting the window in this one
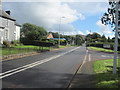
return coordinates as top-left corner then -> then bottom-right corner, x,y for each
5,19 -> 8,27
5,29 -> 8,40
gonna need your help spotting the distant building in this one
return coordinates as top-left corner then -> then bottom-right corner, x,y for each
50,38 -> 66,41
47,32 -> 66,41
47,32 -> 53,39
0,10 -> 21,44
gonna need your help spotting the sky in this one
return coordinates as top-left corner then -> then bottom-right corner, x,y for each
1,0 -> 115,38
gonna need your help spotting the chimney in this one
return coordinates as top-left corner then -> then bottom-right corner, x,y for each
5,10 -> 11,15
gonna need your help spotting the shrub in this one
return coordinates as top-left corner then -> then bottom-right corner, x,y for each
11,40 -> 20,46
20,43 -> 24,46
3,41 -> 12,47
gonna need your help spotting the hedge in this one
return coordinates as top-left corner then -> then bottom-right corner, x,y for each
20,38 -> 55,47
86,42 -> 120,51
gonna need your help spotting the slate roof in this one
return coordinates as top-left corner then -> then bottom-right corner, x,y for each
0,10 -> 16,21
15,21 -> 21,27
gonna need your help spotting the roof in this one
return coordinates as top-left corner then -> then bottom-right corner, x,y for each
15,21 -> 21,27
0,26 -> 5,29
0,10 -> 16,21
50,38 -> 66,40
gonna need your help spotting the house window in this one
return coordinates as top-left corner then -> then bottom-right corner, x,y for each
5,19 -> 8,27
5,29 -> 8,40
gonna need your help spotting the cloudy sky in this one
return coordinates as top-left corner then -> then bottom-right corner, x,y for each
2,0 -> 115,38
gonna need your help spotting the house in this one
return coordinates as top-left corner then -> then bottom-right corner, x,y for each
0,10 -> 21,44
47,32 -> 53,39
47,32 -> 66,41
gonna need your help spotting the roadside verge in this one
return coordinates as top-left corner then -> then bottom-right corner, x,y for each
1,46 -> 69,61
94,59 -> 119,88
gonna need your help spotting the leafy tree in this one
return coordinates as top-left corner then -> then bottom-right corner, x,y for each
101,0 -> 117,28
92,33 -> 101,39
75,35 -> 84,46
21,23 -> 47,40
85,32 -> 102,42
108,36 -> 111,42
101,34 -> 107,42
85,34 -> 92,42
51,32 -> 59,38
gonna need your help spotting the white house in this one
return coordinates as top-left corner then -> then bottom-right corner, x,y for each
0,10 -> 21,44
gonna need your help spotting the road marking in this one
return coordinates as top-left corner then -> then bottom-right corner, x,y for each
0,47 -> 80,79
89,54 -> 91,62
68,49 -> 88,88
78,50 -> 88,71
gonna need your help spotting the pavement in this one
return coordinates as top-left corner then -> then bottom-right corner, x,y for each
69,47 -> 116,88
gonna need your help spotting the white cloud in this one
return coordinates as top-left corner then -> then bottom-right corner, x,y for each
64,31 -> 76,35
108,34 -> 114,39
2,0 -> 108,2
78,30 -> 84,35
67,2 -> 109,16
96,20 -> 112,35
78,13 -> 85,20
2,2 -> 85,33
86,30 -> 91,34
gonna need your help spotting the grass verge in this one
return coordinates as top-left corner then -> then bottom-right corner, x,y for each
94,59 -> 120,88
90,47 -> 120,54
2,47 -> 36,56
2,45 -> 67,56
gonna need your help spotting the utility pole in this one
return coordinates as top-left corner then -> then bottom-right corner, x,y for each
113,0 -> 119,74
58,16 -> 65,48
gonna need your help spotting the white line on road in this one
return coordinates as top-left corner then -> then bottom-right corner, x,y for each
0,47 -> 81,79
89,54 -> 91,62
78,50 -> 88,71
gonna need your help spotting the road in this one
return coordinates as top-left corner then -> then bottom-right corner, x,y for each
1,45 -> 115,88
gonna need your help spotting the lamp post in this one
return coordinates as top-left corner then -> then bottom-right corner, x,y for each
58,16 -> 65,48
113,0 -> 119,74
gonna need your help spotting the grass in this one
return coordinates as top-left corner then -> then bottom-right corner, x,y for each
2,45 -> 67,56
90,47 -> 120,53
94,59 -> 120,88
59,45 -> 66,48
2,48 -> 35,55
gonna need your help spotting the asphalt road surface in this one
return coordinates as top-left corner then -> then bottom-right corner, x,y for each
1,44 -> 115,88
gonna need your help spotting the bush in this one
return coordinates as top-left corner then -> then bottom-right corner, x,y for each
87,42 -> 120,51
20,38 -> 55,47
3,41 -> 12,47
11,40 -> 20,46
20,43 -> 24,46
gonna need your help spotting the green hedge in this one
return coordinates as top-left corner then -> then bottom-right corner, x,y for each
86,42 -> 120,51
20,38 -> 55,47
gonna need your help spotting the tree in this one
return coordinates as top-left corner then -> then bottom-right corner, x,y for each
101,0 -> 116,28
101,0 -> 120,74
21,23 -> 47,40
101,0 -> 120,30
101,34 -> 107,42
85,32 -> 102,42
75,35 -> 84,46
92,33 -> 101,39
51,32 -> 59,38
108,36 -> 111,42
